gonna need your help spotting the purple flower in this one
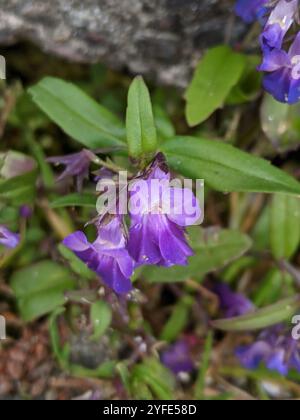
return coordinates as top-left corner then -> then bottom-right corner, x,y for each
20,205 -> 32,219
259,32 -> 300,103
214,283 -> 255,318
161,340 -> 194,375
236,325 -> 300,375
260,0 -> 298,51
0,226 -> 20,249
63,217 -> 135,294
235,0 -> 269,24
128,157 -> 201,267
48,149 -> 97,191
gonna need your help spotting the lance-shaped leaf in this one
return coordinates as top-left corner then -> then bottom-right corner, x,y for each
131,358 -> 175,400
212,295 -> 300,331
160,296 -> 194,342
185,45 -> 246,126
126,76 -> 158,158
161,136 -> 300,195
11,260 -> 75,322
270,193 -> 300,260
28,77 -> 125,149
90,300 -> 112,341
50,193 -> 96,209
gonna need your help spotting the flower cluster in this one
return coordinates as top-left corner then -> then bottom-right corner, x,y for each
237,325 -> 300,375
236,0 -> 300,103
216,285 -> 300,375
62,154 -> 201,294
235,0 -> 269,24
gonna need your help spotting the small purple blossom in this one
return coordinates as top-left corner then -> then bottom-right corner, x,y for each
214,283 -> 255,318
63,153 -> 201,293
259,31 -> 300,103
260,0 -> 298,51
161,340 -> 194,375
128,157 -> 201,267
0,226 -> 20,249
236,325 -> 300,375
20,205 -> 32,219
48,149 -> 97,191
63,217 -> 135,294
235,0 -> 300,103
235,0 -> 269,24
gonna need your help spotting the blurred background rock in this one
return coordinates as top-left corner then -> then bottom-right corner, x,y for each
0,0 -> 245,87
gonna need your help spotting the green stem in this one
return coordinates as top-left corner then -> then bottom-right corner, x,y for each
195,331 -> 214,400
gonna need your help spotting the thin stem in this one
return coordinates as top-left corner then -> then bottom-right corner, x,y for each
93,156 -> 133,177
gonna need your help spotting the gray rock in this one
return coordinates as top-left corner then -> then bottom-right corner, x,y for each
0,0 -> 246,87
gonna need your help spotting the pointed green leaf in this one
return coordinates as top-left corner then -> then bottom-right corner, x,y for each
90,300 -> 112,341
11,261 -> 75,321
270,194 -> 300,260
160,296 -> 193,342
162,136 -> 300,195
126,76 -> 158,158
28,77 -> 125,149
212,296 -> 300,331
132,358 -> 175,400
185,46 -> 246,126
50,193 -> 96,209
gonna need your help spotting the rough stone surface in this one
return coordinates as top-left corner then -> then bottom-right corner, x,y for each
0,0 -> 245,87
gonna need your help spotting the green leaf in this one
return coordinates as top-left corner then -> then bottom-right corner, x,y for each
50,193 -> 96,209
212,295 -> 300,331
24,131 -> 55,189
252,205 -> 271,251
153,104 -> 175,141
68,361 -> 115,379
90,300 -> 112,341
131,358 -> 175,400
261,93 -> 300,153
116,363 -> 132,395
11,260 -> 75,321
160,296 -> 193,342
126,76 -> 158,158
144,228 -> 252,283
226,55 -> 262,105
195,331 -> 214,400
0,170 -> 38,205
185,45 -> 246,126
58,244 -> 95,281
28,77 -> 125,149
223,256 -> 257,284
270,194 -> 300,260
161,136 -> 300,195
0,151 -> 38,205
253,268 -> 294,307
49,308 -> 70,370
